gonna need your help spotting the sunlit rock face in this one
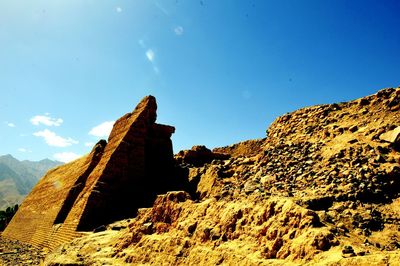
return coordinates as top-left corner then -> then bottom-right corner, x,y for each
2,96 -> 177,250
44,87 -> 400,266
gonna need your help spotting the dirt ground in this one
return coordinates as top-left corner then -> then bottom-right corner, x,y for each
0,235 -> 46,265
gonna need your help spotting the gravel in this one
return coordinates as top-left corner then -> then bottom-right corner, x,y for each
0,235 -> 46,265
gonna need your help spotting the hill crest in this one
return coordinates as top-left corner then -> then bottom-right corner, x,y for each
3,87 -> 400,265
0,155 -> 62,210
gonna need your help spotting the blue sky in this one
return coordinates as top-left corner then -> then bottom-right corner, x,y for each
1,0 -> 399,162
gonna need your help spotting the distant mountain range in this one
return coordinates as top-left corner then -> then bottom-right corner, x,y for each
0,154 -> 62,209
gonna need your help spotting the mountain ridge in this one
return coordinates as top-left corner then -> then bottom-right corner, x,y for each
0,154 -> 62,210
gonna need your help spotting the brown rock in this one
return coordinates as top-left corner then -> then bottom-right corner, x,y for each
379,126 -> 400,144
349,125 -> 358,133
358,98 -> 370,106
196,166 -> 221,198
213,139 -> 265,157
175,145 -> 230,166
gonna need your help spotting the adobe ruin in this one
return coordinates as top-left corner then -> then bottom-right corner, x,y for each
2,96 -> 178,250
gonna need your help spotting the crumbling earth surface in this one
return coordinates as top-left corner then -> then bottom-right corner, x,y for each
0,236 -> 46,265
43,87 -> 400,265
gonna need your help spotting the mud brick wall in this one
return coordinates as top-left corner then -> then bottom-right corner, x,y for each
2,96 -> 176,251
2,143 -> 104,249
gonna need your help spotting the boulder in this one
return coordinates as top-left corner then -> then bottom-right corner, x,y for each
379,126 -> 400,145
175,145 -> 230,166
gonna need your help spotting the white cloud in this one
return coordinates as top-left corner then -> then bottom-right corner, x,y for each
174,26 -> 184,35
85,142 -> 95,147
18,148 -> 32,153
146,49 -> 155,62
89,121 -> 115,138
53,152 -> 81,163
33,129 -> 78,147
30,114 -> 63,126
6,122 -> 15,127
116,6 -> 122,13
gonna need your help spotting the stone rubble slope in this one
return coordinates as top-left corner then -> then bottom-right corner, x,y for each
44,87 -> 400,265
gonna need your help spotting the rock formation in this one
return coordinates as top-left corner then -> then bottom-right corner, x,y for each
2,96 -> 178,250
43,87 -> 400,265
175,145 -> 230,167
4,87 -> 400,265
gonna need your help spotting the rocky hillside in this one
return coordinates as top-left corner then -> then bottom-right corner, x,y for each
39,87 -> 400,265
0,155 -> 62,210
